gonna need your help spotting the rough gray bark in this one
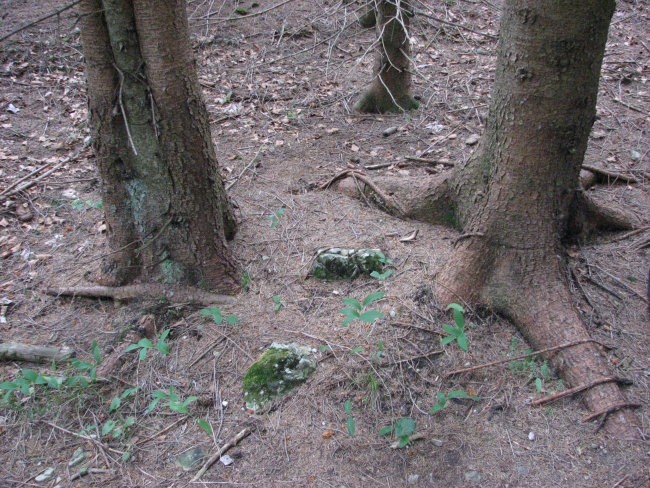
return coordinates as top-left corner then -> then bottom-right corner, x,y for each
79,0 -> 240,293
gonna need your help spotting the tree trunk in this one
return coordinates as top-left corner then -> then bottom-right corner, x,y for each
79,0 -> 240,293
332,0 -> 640,437
355,0 -> 418,113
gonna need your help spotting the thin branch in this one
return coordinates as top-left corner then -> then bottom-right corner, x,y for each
530,376 -> 623,407
582,402 -> 641,423
113,64 -> 138,156
0,0 -> 82,43
415,8 -> 497,39
405,156 -> 455,167
581,164 -> 639,184
1,161 -> 67,198
203,0 -> 295,21
445,339 -> 599,377
191,428 -> 252,481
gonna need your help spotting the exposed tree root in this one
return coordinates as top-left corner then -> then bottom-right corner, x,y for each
44,284 -> 236,306
326,169 -> 643,437
581,164 -> 640,187
531,376 -> 630,407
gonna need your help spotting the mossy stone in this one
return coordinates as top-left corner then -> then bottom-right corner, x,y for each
311,248 -> 389,280
242,343 -> 316,412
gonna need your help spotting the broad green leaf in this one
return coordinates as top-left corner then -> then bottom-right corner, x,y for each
457,334 -> 469,352
394,417 -> 416,437
102,420 -> 117,436
358,310 -> 384,323
430,401 -> 446,414
138,348 -> 148,361
379,425 -> 393,437
151,390 -> 169,400
124,416 -> 136,428
144,398 -> 160,414
197,418 -> 213,435
121,387 -> 138,399
350,346 -> 365,354
370,270 -> 393,280
446,303 -> 464,314
447,389 -> 470,399
535,378 -> 543,392
225,315 -> 239,325
346,417 -> 356,437
0,382 -> 17,391
22,369 -> 39,382
200,307 -> 223,324
182,396 -> 198,407
91,341 -> 102,364
344,399 -> 352,414
109,396 -> 121,412
397,436 -> 410,448
440,335 -> 456,346
342,297 -> 362,310
362,290 -> 385,307
442,324 -> 459,336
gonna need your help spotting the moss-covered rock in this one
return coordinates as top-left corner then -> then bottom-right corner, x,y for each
243,343 -> 316,412
310,248 -> 389,280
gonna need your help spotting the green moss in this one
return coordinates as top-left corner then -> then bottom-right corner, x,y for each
243,343 -> 316,411
311,248 -> 389,280
160,259 -> 184,284
442,206 -> 460,230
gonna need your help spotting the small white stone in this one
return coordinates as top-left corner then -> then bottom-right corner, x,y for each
528,431 -> 535,441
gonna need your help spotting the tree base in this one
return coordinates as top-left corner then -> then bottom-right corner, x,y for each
354,87 -> 419,114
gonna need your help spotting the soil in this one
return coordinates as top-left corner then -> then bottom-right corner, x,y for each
0,1 -> 648,487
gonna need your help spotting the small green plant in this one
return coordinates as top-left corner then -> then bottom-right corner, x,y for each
108,387 -> 139,413
70,199 -> 103,211
241,271 -> 251,290
430,389 -> 479,414
370,269 -> 393,280
272,295 -> 285,312
268,208 -> 284,228
374,340 -> 384,360
344,399 -> 355,436
509,338 -> 559,394
440,303 -> 469,352
340,290 -> 385,326
379,417 -> 416,448
145,387 -> 197,415
200,306 -> 239,325
124,329 -> 171,360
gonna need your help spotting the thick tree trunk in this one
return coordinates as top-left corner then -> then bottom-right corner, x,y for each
331,0 -> 641,437
435,0 -> 639,437
79,0 -> 240,293
355,0 -> 418,113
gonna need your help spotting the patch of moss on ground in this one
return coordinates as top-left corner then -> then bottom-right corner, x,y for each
243,343 -> 316,411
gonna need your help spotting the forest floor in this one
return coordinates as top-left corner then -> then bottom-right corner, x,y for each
0,1 -> 649,487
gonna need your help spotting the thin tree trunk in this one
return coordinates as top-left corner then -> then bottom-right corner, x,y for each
355,0 -> 418,113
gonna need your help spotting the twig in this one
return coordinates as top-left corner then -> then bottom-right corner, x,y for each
1,160 -> 67,198
530,377 -> 622,407
612,98 -> 650,117
69,468 -> 113,482
189,336 -> 227,368
44,284 -> 235,305
605,226 -> 650,244
225,146 -> 262,191
0,159 -> 58,196
191,427 -> 252,481
580,272 -> 623,301
405,156 -> 455,167
388,348 -> 444,365
582,402 -> 641,423
0,0 -> 82,43
445,339 -> 598,377
204,0 -> 294,20
42,420 -> 125,456
415,9 -> 498,39
611,475 -> 629,488
113,64 -> 138,156
587,264 -> 647,303
364,162 -> 393,170
581,164 -> 639,184
135,416 -> 189,446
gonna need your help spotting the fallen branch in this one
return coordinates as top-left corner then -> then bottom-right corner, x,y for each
44,284 -> 236,306
445,339 -> 599,377
388,348 -> 444,365
69,468 -> 113,482
531,376 -> 624,407
204,0 -> 294,21
1,161 -> 66,198
191,427 -> 252,482
405,156 -> 455,167
581,164 -> 639,185
0,0 -> 82,43
0,342 -> 75,363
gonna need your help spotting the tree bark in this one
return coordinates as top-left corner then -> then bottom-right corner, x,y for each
79,0 -> 240,293
332,0 -> 641,437
355,0 -> 418,113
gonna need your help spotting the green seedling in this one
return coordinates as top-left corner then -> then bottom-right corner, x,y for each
101,416 -> 135,440
340,290 -> 385,326
241,271 -> 251,290
344,399 -> 355,437
108,387 -> 139,413
509,338 -> 559,394
125,329 -> 171,360
379,417 -> 416,448
370,269 -> 393,280
431,389 -> 479,414
268,208 -> 284,228
440,303 -> 469,352
272,295 -> 285,312
200,306 -> 239,325
145,387 -> 197,415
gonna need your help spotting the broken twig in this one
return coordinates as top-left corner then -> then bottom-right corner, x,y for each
192,427 -> 252,481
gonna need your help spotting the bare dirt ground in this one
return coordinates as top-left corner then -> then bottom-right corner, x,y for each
0,1 -> 648,486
